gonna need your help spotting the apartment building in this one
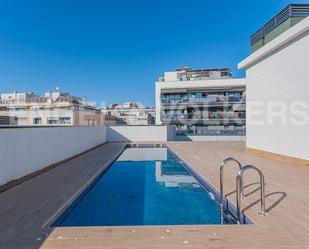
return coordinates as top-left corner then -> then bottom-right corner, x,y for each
0,90 -> 115,126
155,66 -> 246,136
102,102 -> 155,125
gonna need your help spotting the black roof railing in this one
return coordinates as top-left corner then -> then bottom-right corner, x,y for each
250,4 -> 309,46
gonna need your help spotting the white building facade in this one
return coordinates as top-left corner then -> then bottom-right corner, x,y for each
238,16 -> 309,162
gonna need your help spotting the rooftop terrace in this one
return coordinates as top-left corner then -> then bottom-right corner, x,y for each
1,141 -> 309,248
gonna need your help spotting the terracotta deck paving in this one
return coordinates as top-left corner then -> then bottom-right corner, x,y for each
0,142 -> 309,249
0,143 -> 126,249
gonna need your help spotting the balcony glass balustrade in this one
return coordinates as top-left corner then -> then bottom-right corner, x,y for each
161,93 -> 244,105
160,112 -> 246,126
176,128 -> 246,136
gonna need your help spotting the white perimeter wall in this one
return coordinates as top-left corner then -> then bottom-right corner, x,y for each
107,125 -> 175,142
0,125 -> 176,186
0,126 -> 107,186
239,18 -> 309,160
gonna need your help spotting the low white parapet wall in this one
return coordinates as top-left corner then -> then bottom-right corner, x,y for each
0,125 -> 176,187
107,125 -> 176,142
0,126 -> 107,186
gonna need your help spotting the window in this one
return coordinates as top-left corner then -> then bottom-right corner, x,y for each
47,117 -> 71,125
59,117 -> 71,124
33,118 -> 42,125
87,119 -> 96,125
196,92 -> 203,99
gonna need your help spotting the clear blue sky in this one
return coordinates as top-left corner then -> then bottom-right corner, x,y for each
0,0 -> 308,106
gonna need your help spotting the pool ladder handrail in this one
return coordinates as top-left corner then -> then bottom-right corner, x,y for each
220,157 -> 243,224
236,165 -> 268,224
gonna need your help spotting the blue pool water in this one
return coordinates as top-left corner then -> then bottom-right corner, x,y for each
52,147 -> 235,226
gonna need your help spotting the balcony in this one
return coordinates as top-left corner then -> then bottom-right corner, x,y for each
161,113 -> 245,125
176,128 -> 246,136
161,96 -> 244,106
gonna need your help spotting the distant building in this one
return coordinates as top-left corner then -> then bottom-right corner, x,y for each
155,66 -> 246,136
0,90 -> 116,126
102,102 -> 155,125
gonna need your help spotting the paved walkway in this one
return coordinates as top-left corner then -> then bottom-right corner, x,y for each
0,142 -> 126,249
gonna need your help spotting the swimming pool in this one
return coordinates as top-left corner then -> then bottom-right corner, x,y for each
52,145 -> 240,226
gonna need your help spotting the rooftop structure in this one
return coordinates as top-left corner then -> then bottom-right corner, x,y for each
159,66 -> 232,82
240,15 -> 309,164
250,4 -> 309,53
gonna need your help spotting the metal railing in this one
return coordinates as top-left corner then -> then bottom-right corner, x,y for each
176,128 -> 246,136
219,157 -> 243,224
236,165 -> 268,224
219,159 -> 268,224
251,4 -> 309,46
161,98 -> 244,105
162,114 -> 245,121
